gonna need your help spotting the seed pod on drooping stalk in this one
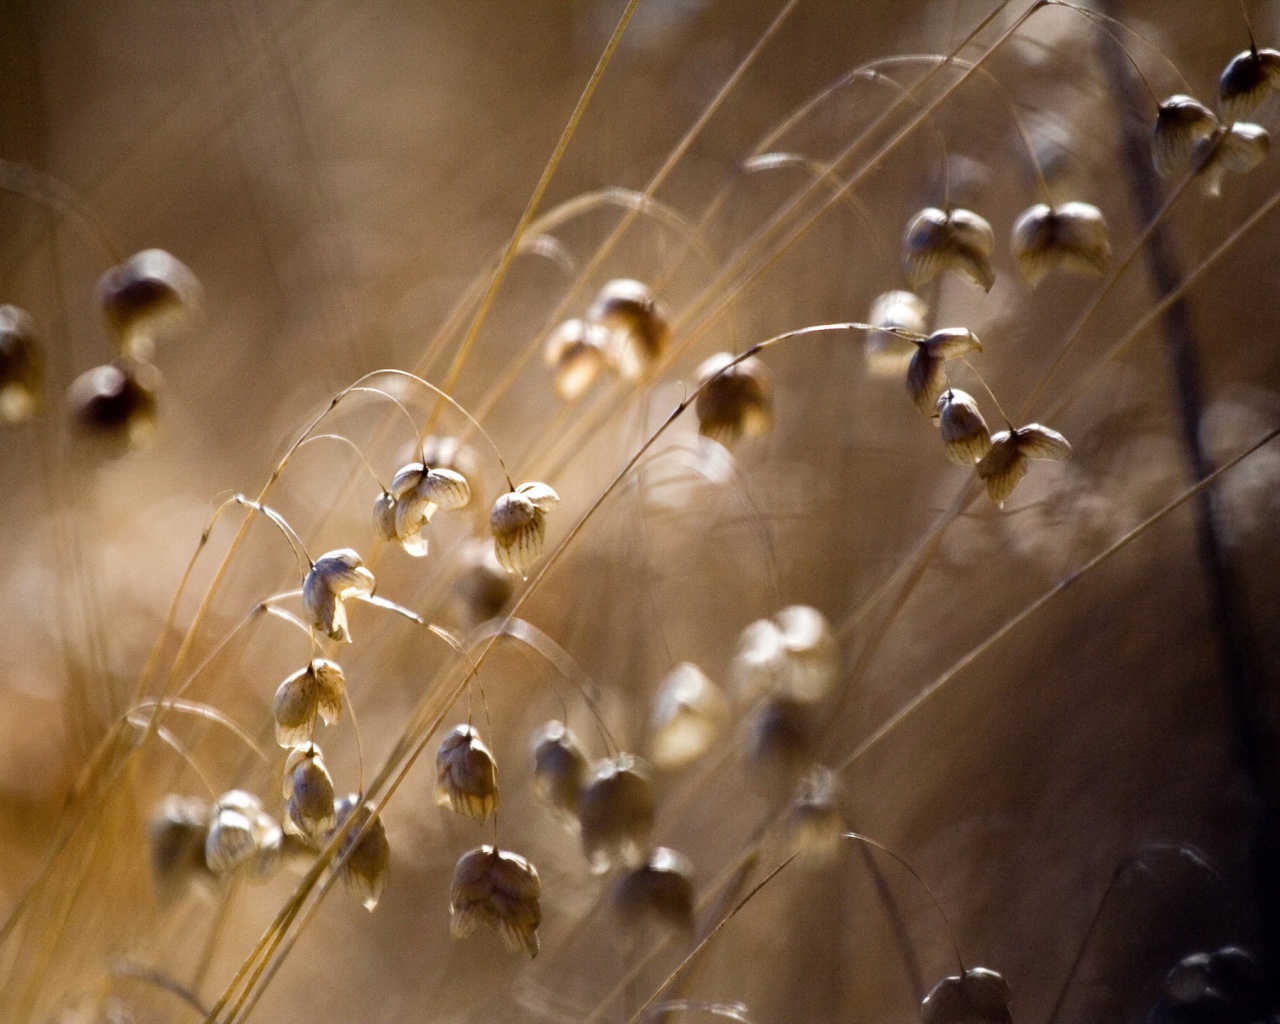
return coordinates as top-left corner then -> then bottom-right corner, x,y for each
272,658 -> 346,748
864,290 -> 927,378
449,845 -> 541,957
920,968 -> 1012,1024
611,846 -> 695,932
975,423 -> 1072,507
1010,201 -> 1111,286
283,744 -> 337,843
544,317 -> 609,400
67,357 -> 161,455
1194,122 -> 1270,197
96,248 -> 200,360
906,329 -> 982,418
903,207 -> 996,292
936,389 -> 992,466
434,723 -> 500,823
1218,46 -> 1280,123
302,549 -> 376,643
588,278 -> 670,382
530,720 -> 589,824
328,794 -> 391,912
490,482 -> 560,578
1152,95 -> 1220,177
648,662 -> 730,770
578,753 -> 656,874
693,352 -> 773,449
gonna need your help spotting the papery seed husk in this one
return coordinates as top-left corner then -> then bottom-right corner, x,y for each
273,666 -> 319,749
1219,48 -> 1280,123
921,968 -> 1012,1024
976,431 -> 1027,507
515,480 -> 560,511
249,812 -> 285,883
97,249 -> 200,360
907,349 -> 946,417
303,550 -> 375,641
450,846 -> 541,957
649,662 -> 729,769
578,754 -> 656,874
903,207 -> 996,292
1015,423 -> 1072,461
1010,202 -> 1111,287
589,278 -> 669,381
311,658 -> 346,725
937,389 -> 992,465
390,462 -> 426,500
392,494 -> 430,557
372,491 -> 398,543
611,847 -> 695,930
417,467 -> 471,513
332,794 -> 391,911
545,318 -> 608,400
775,605 -> 839,702
491,491 -> 546,577
728,617 -> 786,704
866,290 -> 927,377
1152,95 -> 1219,177
68,358 -> 161,453
285,750 -> 336,841
745,696 -> 812,799
694,352 -> 773,448
205,808 -> 256,875
1196,123 -> 1270,196
149,795 -> 212,899
435,724 -> 500,823
0,305 -> 43,424
532,720 -> 589,821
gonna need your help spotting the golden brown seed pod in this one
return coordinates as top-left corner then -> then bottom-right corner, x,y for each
452,540 -> 515,627
787,766 -> 843,864
544,318 -> 608,400
531,720 -> 589,823
1219,47 -> 1280,124
865,290 -> 927,378
936,389 -> 992,466
149,795 -> 213,901
283,744 -> 337,842
693,352 -> 773,448
1010,202 -> 1111,287
588,278 -> 670,381
903,207 -> 996,292
976,423 -> 1072,507
67,357 -> 160,453
1152,95 -> 1220,178
434,724 -> 500,823
1195,123 -> 1270,197
302,549 -> 375,643
729,605 -> 838,705
272,658 -> 346,749
0,305 -> 43,424
611,847 -> 695,931
648,662 -> 730,770
490,481 -> 560,578
97,249 -> 200,360
744,695 -> 812,799
906,328 -> 982,417
330,794 -> 391,912
449,845 -> 541,957
920,968 -> 1012,1024
578,753 -> 656,874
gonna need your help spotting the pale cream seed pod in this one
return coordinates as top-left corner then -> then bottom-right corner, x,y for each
544,318 -> 608,400
434,724 -> 500,823
920,968 -> 1013,1024
907,328 -> 982,417
149,795 -> 213,901
205,790 -> 265,876
0,305 -> 43,424
97,248 -> 201,360
67,357 -> 161,454
693,352 -> 773,448
1152,95 -> 1220,178
976,423 -> 1072,507
1219,47 -> 1280,124
787,766 -> 844,864
272,658 -> 346,749
531,720 -> 589,823
490,481 -> 560,578
729,605 -> 838,705
611,847 -> 695,931
936,389 -> 992,466
382,462 -> 472,557
420,434 -> 482,491
728,617 -> 786,705
1010,202 -> 1111,287
648,662 -> 730,770
578,753 -> 656,874
903,207 -> 996,292
865,290 -> 927,378
302,549 -> 376,643
330,794 -> 391,912
744,695 -> 813,799
283,744 -> 337,842
1195,123 -> 1270,197
588,278 -> 670,381
450,845 -> 542,957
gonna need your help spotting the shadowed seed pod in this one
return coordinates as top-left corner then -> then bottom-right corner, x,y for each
544,318 -> 608,400
578,753 -> 656,873
787,766 -> 844,863
920,968 -> 1012,1024
272,658 -> 346,748
729,605 -> 838,705
1152,95 -> 1220,177
376,462 -> 472,557
204,790 -> 284,881
435,724 -> 500,822
67,358 -> 160,453
936,389 -> 992,466
452,540 -> 515,626
450,845 -> 541,957
148,795 -> 213,901
1219,46 -> 1280,123
1195,123 -> 1270,197
1010,202 -> 1111,286
611,847 -> 695,931
693,352 -> 773,447
302,549 -> 375,643
490,481 -> 560,578
907,328 -> 982,417
903,207 -> 995,292
1165,946 -> 1261,1005
0,305 -> 43,424
531,720 -> 589,823
865,290 -> 927,377
329,794 -> 391,912
588,278 -> 670,381
97,248 -> 200,360
744,695 -> 813,799
648,662 -> 730,770
283,744 -> 337,842
976,423 -> 1072,507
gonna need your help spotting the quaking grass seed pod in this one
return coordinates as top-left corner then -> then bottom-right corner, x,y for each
976,423 -> 1072,507
329,794 -> 391,912
544,318 -> 608,400
378,462 -> 472,557
302,549 -> 376,643
490,482 -> 560,578
693,352 -> 773,448
728,605 -> 838,705
588,278 -> 670,381
936,389 -> 992,466
611,847 -> 695,931
907,328 -> 982,417
272,658 -> 346,748
283,744 -> 337,842
204,790 -> 283,881
0,305 -> 43,424
97,248 -> 200,360
1009,202 -> 1111,286
920,968 -> 1012,1024
450,845 -> 541,957
787,765 -> 844,863
903,207 -> 996,292
1219,46 -> 1280,123
67,358 -> 161,453
1152,95 -> 1220,178
865,290 -> 927,377
434,724 -> 500,823
578,753 -> 656,873
648,662 -> 730,770
148,795 -> 213,901
1195,123 -> 1270,197
531,720 -> 589,823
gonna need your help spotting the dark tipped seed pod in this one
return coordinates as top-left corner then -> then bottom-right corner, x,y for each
67,358 -> 160,453
907,328 -> 982,417
97,249 -> 200,360
1010,202 -> 1111,287
531,720 -> 589,823
302,549 -> 376,643
1152,95 -> 1220,177
283,744 -> 337,842
0,305 -> 43,424
744,695 -> 813,799
903,207 -> 996,292
148,795 -> 213,901
272,658 -> 346,748
693,352 -> 773,448
490,482 -> 559,578
329,794 -> 391,912
450,845 -> 541,957
936,389 -> 992,466
1219,47 -> 1280,123
1195,123 -> 1270,197
434,724 -> 500,823
611,847 -> 695,931
921,968 -> 1012,1024
578,753 -> 656,873
976,423 -> 1072,507
544,318 -> 608,400
865,290 -> 927,377
648,662 -> 729,770
588,278 -> 670,381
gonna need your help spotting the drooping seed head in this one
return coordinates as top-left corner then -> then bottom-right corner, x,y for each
744,695 -> 813,799
648,662 -> 730,770
452,540 -> 515,626
787,766 -> 844,863
0,305 -> 43,424
272,658 -> 346,748
302,549 -> 375,643
693,352 -> 773,448
68,358 -> 161,453
920,968 -> 1012,1024
1010,202 -> 1111,287
976,423 -> 1072,507
865,290 -> 927,377
450,845 -> 541,957
907,329 -> 982,417
578,753 -> 656,874
588,278 -> 670,381
531,720 -> 589,823
936,389 -> 992,465
729,605 -> 838,705
435,723 -> 500,823
97,249 -> 200,360
1219,47 -> 1280,123
204,790 -> 282,880
611,846 -> 695,931
329,794 -> 391,911
1195,123 -> 1270,197
149,795 -> 213,901
490,482 -> 559,578
544,318 -> 608,400
903,207 -> 996,292
283,744 -> 337,842
1152,95 -> 1220,177
380,462 -> 472,556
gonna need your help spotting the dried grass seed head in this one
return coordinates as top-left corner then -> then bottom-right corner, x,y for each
302,549 -> 375,643
450,845 -> 541,957
97,249 -> 200,360
0,305 -> 43,424
379,461 -> 472,557
648,662 -> 730,770
865,290 -> 927,377
787,765 -> 844,864
578,753 -> 656,873
903,207 -> 996,292
272,658 -> 346,748
936,389 -> 992,466
588,278 -> 670,381
283,744 -> 337,842
693,352 -> 773,448
148,795 -> 213,901
1219,47 -> 1280,123
490,481 -> 559,578
1010,202 -> 1111,286
531,719 -> 589,822
1152,95 -> 1220,177
329,794 -> 391,911
204,790 -> 283,881
907,328 -> 982,417
976,423 -> 1072,507
729,605 -> 838,705
921,968 -> 1012,1024
611,846 -> 695,931
1195,122 -> 1270,197
434,723 -> 500,823
544,317 -> 608,400
744,695 -> 813,798
67,357 -> 160,453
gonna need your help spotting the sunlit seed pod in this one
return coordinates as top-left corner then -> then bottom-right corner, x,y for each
976,423 -> 1072,507
452,540 -> 515,627
936,389 -> 992,466
920,968 -> 1013,1024
449,845 -> 541,957
97,249 -> 200,360
787,766 -> 843,864
578,754 -> 656,873
648,662 -> 730,770
693,352 -> 773,448
204,790 -> 265,876
903,207 -> 996,292
728,617 -> 786,705
531,720 -> 589,823
773,605 -> 838,703
544,317 -> 608,400
302,549 -> 375,643
148,795 -> 212,901
1195,123 -> 1270,197
1219,47 -> 1280,123
490,482 -> 559,578
330,794 -> 391,911
272,658 -> 346,749
434,724 -> 500,823
1152,95 -> 1220,177
283,744 -> 337,842
744,696 -> 812,799
588,278 -> 670,381
372,490 -> 399,544
420,434 -> 482,492
385,463 -> 472,557
1010,202 -> 1111,287
907,328 -> 982,417
611,847 -> 695,931
416,466 -> 472,513
67,358 -> 160,453
0,305 -> 43,424
865,290 -> 927,378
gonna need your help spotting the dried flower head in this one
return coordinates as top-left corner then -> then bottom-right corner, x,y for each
272,658 -> 346,748
452,540 -> 515,627
920,968 -> 1012,1024
578,753 -> 656,873
744,695 -> 813,798
903,207 -> 996,292
329,794 -> 391,912
450,845 -> 541,957
434,723 -> 500,823
204,790 -> 284,881
283,744 -> 337,842
787,766 -> 844,863
693,352 -> 773,448
302,549 -> 376,642
648,662 -> 730,770
0,305 -> 43,424
531,719 -> 589,822
611,847 -> 695,931
976,423 -> 1072,506
936,389 -> 992,466
1152,95 -> 1220,177
729,605 -> 839,705
865,290 -> 927,377
97,249 -> 200,360
544,317 -> 608,400
490,481 -> 560,578
67,358 -> 160,452
376,462 -> 472,557
148,795 -> 213,901
1010,202 -> 1111,286
588,278 -> 670,381
1195,123 -> 1270,197
1219,47 -> 1280,123
907,328 -> 982,417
